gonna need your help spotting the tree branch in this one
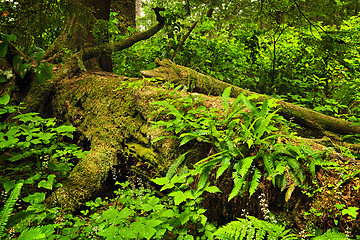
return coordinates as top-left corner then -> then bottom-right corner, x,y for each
78,7 -> 166,63
170,20 -> 199,61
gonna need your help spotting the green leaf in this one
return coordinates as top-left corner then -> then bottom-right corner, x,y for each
12,112 -> 40,122
97,225 -> 119,238
161,101 -> 183,118
151,177 -> 169,186
181,235 -> 194,240
216,155 -> 231,179
3,34 -> 16,42
0,94 -> 10,105
22,192 -> 46,204
166,152 -> 187,179
342,207 -> 359,219
24,173 -> 42,185
258,97 -> 269,118
0,182 -> 23,236
228,174 -> 247,201
0,42 -> 7,58
12,55 -> 22,72
197,169 -> 210,190
0,75 -> 6,83
38,175 -> 56,190
34,63 -> 53,84
2,180 -> 16,193
145,218 -> 163,228
241,94 -> 258,116
179,134 -> 196,146
263,154 -> 274,178
19,63 -> 30,78
239,156 -> 255,177
169,190 -> 193,205
160,209 -> 175,218
130,221 -> 146,236
28,47 -> 45,65
204,186 -> 221,193
255,111 -> 277,140
52,125 -> 76,134
334,204 -> 345,210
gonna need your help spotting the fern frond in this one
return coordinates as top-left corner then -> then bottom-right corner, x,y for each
0,182 -> 23,236
222,86 -> 232,115
312,228 -> 350,240
241,94 -> 259,116
258,97 -> 269,119
17,227 -> 45,240
249,168 -> 261,196
263,154 -> 274,177
214,216 -> 296,240
239,156 -> 255,178
166,152 -> 188,179
228,173 -> 247,201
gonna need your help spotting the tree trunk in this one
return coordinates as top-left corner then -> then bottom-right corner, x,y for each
46,0 -> 113,71
2,0 -> 166,211
111,0 -> 136,34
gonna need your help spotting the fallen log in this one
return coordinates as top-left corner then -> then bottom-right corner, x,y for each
141,59 -> 360,136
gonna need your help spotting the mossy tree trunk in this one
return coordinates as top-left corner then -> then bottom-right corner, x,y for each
46,74 -> 178,210
2,0 -> 166,211
46,0 -> 112,71
111,0 -> 136,34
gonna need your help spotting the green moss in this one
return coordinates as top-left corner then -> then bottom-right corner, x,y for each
48,73 -> 180,211
126,142 -> 164,170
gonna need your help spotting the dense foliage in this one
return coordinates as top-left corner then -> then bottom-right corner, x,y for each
1,0 -> 360,239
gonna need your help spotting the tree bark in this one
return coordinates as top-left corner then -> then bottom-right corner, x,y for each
111,0 -> 136,34
45,0 -> 112,71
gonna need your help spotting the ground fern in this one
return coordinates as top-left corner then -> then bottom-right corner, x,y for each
0,182 -> 23,237
312,229 -> 351,240
214,216 -> 296,240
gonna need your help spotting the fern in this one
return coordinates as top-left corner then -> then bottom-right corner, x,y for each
0,182 -> 23,237
249,168 -> 261,196
166,152 -> 188,179
239,156 -> 255,178
214,216 -> 296,240
262,154 -> 274,177
17,227 -> 46,240
228,163 -> 248,201
222,86 -> 232,116
312,228 -> 350,239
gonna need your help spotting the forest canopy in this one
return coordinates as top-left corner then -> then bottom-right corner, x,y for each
0,0 -> 360,239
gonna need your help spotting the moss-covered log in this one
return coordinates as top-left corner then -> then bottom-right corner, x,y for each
141,59 -> 360,136
42,71 -> 225,211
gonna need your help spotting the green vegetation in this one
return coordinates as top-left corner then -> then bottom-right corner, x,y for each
1,0 -> 360,239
